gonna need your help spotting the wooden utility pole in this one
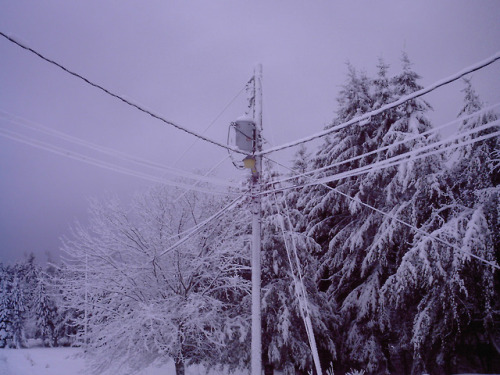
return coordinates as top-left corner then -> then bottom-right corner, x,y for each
251,63 -> 263,375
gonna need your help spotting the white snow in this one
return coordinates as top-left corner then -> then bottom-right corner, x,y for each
235,114 -> 254,123
259,51 -> 500,156
0,348 -> 87,375
0,347 -> 249,375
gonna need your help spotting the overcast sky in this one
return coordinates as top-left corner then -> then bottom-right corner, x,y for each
1,1 -> 499,264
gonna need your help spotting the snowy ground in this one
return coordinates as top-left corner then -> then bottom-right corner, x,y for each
0,348 -> 491,375
0,348 -> 249,375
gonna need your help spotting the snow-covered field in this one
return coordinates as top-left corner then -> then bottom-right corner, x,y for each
0,348 -> 248,375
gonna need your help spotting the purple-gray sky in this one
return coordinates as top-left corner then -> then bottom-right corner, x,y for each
1,1 -> 500,264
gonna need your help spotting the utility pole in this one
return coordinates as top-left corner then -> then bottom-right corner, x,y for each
251,63 -> 263,375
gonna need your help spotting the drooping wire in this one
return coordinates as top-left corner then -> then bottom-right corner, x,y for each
261,127 -> 500,197
173,80 -> 250,165
273,104 -> 500,185
261,128 -> 500,196
0,126 -> 238,196
266,118 -> 500,190
264,156 -> 500,271
173,155 -> 234,203
0,109 -> 239,188
168,81 -> 254,200
0,31 -> 250,156
157,194 -> 246,257
313,127 -> 500,187
259,51 -> 500,156
271,189 -> 323,375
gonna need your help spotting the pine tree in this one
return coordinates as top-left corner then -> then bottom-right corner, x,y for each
286,145 -> 313,235
0,263 -> 13,348
440,79 -> 499,371
0,255 -> 71,349
304,63 -> 374,255
296,62 -> 383,373
381,78 -> 500,374
298,54 -> 449,373
259,165 -> 336,374
9,269 -> 27,348
33,273 -> 60,347
453,78 -> 499,199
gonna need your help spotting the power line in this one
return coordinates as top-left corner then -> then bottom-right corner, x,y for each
271,191 -> 323,375
270,119 -> 500,189
173,82 -> 250,165
173,155 -> 233,203
264,157 -> 499,271
0,31 -> 250,156
0,126 -> 238,196
314,126 -> 500,187
157,194 -> 246,257
262,125 -> 500,197
166,82 -> 251,198
0,109 -> 239,188
274,104 -> 500,185
134,194 -> 250,272
259,51 -> 500,156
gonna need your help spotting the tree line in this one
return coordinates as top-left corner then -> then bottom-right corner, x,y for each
0,254 -> 78,349
1,53 -> 498,375
279,54 -> 499,375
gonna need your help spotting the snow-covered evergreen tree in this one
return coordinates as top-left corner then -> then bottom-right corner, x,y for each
304,63 -> 374,255
298,54 -> 448,373
286,145 -> 322,235
33,271 -> 61,347
0,256 -> 43,348
273,57 -> 499,375
0,263 -> 13,348
381,78 -> 500,374
452,78 -> 499,199
259,166 -> 336,375
341,54 -> 440,374
298,62 -> 385,373
9,266 -> 28,348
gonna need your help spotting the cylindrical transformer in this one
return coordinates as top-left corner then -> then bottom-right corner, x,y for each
234,115 -> 256,153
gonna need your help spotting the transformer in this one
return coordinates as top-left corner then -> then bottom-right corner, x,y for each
234,115 -> 256,153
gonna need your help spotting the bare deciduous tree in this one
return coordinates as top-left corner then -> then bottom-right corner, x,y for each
59,186 -> 250,375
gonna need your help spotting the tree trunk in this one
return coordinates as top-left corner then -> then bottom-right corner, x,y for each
175,360 -> 185,375
263,363 -> 273,375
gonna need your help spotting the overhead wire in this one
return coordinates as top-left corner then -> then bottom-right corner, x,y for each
259,51 -> 500,156
316,127 -> 500,186
157,194 -> 247,258
167,80 -> 252,201
173,80 -> 251,165
261,126 -> 500,197
0,31 -> 250,156
0,126 -> 238,196
264,156 -> 500,271
268,119 -> 500,189
173,155 -> 234,203
2,30 -> 498,169
1,31 -> 255,255
2,29 -> 498,269
271,189 -> 323,375
273,103 -> 500,185
0,109 -> 239,189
